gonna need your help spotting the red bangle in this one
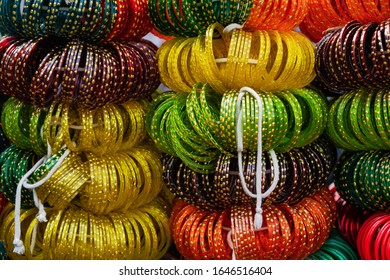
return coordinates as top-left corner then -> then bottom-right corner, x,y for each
357,213 -> 390,260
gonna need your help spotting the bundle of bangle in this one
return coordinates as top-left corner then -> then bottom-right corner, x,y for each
0,205 -> 49,260
1,97 -> 148,156
344,0 -> 390,25
356,212 -> 390,260
157,24 -> 316,93
220,87 -> 328,153
299,0 -> 352,42
334,150 -> 390,213
164,137 -> 337,210
147,84 -> 328,172
244,0 -> 308,31
326,88 -> 390,151
51,99 -> 148,155
76,146 -> 163,214
146,89 -> 222,174
0,0 -> 152,42
0,145 -> 37,208
170,186 -> 336,260
306,229 -> 359,260
336,201 -> 373,249
300,0 -> 390,42
315,19 -> 390,95
42,199 -> 171,260
0,36 -> 159,109
148,0 -> 252,37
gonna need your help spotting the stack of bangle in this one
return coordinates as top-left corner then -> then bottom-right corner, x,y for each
1,97 -> 148,156
336,201 -> 373,249
326,88 -> 390,151
334,150 -> 390,212
220,87 -> 328,152
300,0 -> 390,43
148,0 -> 252,37
76,147 -> 164,214
356,212 -> 390,260
0,0 -> 152,42
170,186 -> 337,260
157,24 -> 315,93
164,137 -> 337,210
244,0 -> 308,32
42,199 -> 171,260
299,0 -> 352,42
306,229 -> 358,260
146,89 -> 222,174
0,36 -> 159,109
146,84 -> 328,173
315,19 -> 390,95
0,143 -> 163,216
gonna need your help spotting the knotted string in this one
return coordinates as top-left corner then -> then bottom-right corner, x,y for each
13,143 -> 70,254
236,87 -> 280,230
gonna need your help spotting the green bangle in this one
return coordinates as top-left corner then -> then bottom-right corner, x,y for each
326,95 -> 353,150
360,91 -> 386,149
147,93 -> 176,155
270,93 -> 288,149
0,145 -> 35,207
373,89 -> 390,147
275,90 -> 303,152
292,88 -> 327,148
337,91 -> 367,150
1,98 -> 32,150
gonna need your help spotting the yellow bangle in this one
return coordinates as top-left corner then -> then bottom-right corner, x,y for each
42,208 -> 63,259
36,153 -> 88,209
119,100 -> 147,151
43,102 -> 65,154
179,38 -> 197,89
167,38 -> 193,93
156,25 -> 316,94
78,152 -> 110,214
157,38 -> 180,91
129,209 -> 154,260
77,107 -> 95,152
141,202 -> 172,259
203,23 -> 230,94
1,207 -> 42,260
109,212 -> 128,259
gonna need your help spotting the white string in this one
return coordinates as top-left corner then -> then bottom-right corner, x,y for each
13,144 -> 70,255
13,158 -> 45,254
69,123 -> 99,130
222,227 -> 236,260
215,58 -> 259,64
236,87 -> 280,230
20,0 -> 25,14
223,23 -> 244,34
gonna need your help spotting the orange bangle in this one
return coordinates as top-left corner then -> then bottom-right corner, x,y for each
231,205 -> 259,260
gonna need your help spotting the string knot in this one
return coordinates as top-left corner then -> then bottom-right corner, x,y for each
13,239 -> 25,255
37,211 -> 47,223
255,207 -> 263,214
254,211 -> 264,230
